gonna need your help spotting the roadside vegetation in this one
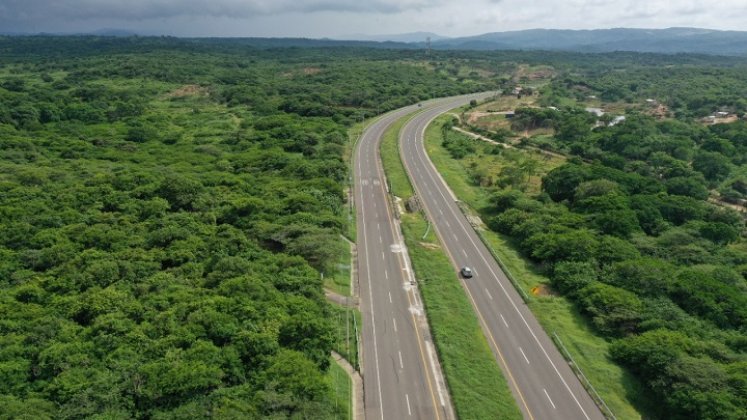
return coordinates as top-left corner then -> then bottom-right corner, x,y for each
2,35 -> 746,419
426,115 -> 648,418
437,60 -> 747,419
0,36 -> 495,418
379,116 -> 522,419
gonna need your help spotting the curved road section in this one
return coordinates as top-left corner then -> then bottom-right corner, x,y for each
399,102 -> 606,420
354,95 -> 485,420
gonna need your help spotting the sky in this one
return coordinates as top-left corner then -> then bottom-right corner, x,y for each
1,0 -> 746,38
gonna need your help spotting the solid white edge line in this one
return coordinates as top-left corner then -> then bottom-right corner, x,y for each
427,341 -> 448,408
358,121 -> 386,420
410,118 -> 593,420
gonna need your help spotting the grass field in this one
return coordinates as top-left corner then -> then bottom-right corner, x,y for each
329,303 -> 361,371
328,357 -> 353,420
324,240 -> 353,297
380,114 -> 523,420
424,117 -> 652,419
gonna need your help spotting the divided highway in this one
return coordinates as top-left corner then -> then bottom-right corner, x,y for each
355,95 -> 487,420
398,102 -> 606,420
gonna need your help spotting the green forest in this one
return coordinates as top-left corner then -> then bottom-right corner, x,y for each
450,58 -> 747,419
0,37 -> 494,418
3,35 -> 747,419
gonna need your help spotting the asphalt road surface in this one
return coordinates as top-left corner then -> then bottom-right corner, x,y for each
355,95 -> 487,420
398,101 -> 607,420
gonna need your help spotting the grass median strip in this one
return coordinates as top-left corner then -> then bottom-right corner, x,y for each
424,114 -> 650,419
380,114 -> 522,420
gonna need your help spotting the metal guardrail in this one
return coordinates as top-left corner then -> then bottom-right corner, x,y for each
552,331 -> 617,420
455,202 -> 617,419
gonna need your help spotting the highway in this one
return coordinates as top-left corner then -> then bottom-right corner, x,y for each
398,102 -> 607,420
355,95 -> 487,420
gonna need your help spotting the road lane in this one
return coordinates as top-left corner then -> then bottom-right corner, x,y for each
399,102 -> 606,420
356,99 -> 472,420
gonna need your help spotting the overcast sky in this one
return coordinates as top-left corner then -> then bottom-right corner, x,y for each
1,0 -> 745,38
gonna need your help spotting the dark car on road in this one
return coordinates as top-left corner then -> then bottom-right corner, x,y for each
460,266 -> 473,278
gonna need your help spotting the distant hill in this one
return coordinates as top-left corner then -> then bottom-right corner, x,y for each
89,28 -> 139,37
344,31 -> 449,43
430,28 -> 747,56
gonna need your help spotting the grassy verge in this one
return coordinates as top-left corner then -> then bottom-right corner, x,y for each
328,356 -> 352,420
329,303 -> 361,371
380,115 -> 522,419
424,117 -> 649,419
324,240 -> 353,297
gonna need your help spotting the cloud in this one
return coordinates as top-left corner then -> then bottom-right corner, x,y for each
1,0 -> 746,37
0,0 -> 446,21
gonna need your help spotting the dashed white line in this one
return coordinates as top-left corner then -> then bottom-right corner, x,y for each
382,252 -> 385,261
393,318 -> 398,332
385,270 -> 389,280
398,351 -> 404,369
544,389 -> 556,409
519,347 -> 530,364
445,220 -> 450,227
405,394 -> 412,416
485,288 -> 493,300
461,249 -> 468,257
500,313 -> 509,328
389,291 -> 393,303
377,223 -> 380,231
379,235 -> 383,244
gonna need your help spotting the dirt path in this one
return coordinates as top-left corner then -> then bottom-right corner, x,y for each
325,289 -> 359,308
452,126 -> 567,160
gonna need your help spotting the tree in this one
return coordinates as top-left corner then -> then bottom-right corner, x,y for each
577,282 -> 643,336
542,163 -> 591,202
693,151 -> 731,183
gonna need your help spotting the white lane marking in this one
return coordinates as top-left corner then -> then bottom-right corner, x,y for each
382,252 -> 385,261
385,270 -> 389,280
377,223 -> 380,231
544,389 -> 556,409
426,341 -> 447,407
393,318 -> 398,332
399,351 -> 404,369
461,249 -> 468,257
379,235 -> 383,244
409,138 -> 592,420
452,234 -> 458,241
406,394 -> 412,416
500,313 -> 509,328
438,209 -> 443,215
485,288 -> 493,300
357,137 -> 385,420
519,347 -> 530,364
389,291 -> 393,303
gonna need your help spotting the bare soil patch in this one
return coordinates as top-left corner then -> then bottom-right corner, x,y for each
166,84 -> 208,98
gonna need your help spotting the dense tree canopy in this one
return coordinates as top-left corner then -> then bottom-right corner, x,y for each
0,36 -> 499,417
